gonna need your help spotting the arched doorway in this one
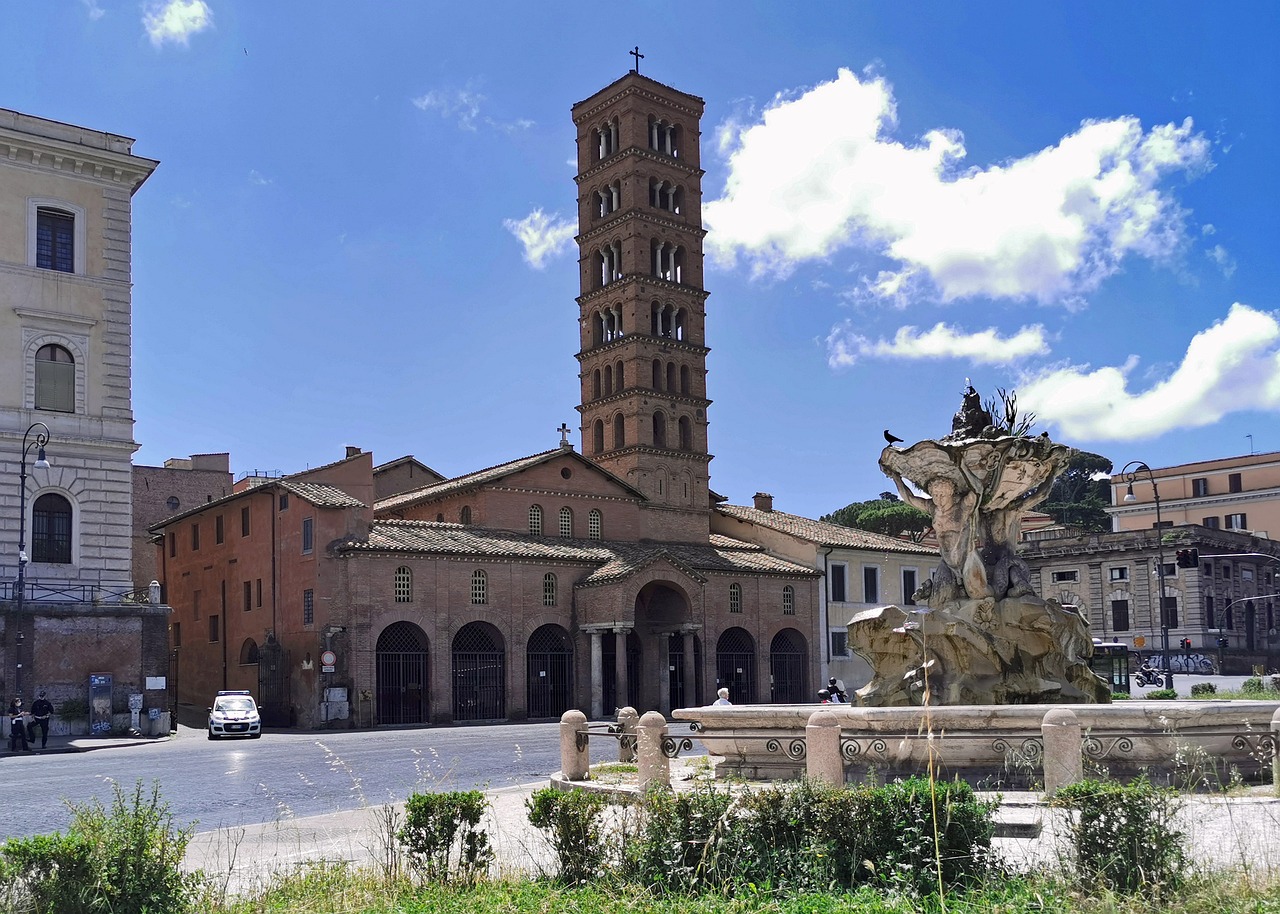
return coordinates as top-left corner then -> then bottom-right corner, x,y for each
453,621 -> 505,721
527,624 -> 573,719
716,627 -> 755,704
376,621 -> 429,725
769,629 -> 808,703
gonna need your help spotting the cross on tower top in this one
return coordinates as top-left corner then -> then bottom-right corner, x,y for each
558,422 -> 572,447
629,46 -> 644,73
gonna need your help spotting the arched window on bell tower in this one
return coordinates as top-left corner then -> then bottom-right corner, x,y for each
650,240 -> 683,283
592,369 -> 602,399
651,359 -> 662,390
647,116 -> 679,158
680,365 -> 690,394
679,416 -> 692,451
596,117 -> 619,161
652,411 -> 667,448
604,364 -> 614,395
666,362 -> 676,391
593,420 -> 605,454
615,360 -> 624,390
613,413 -> 625,449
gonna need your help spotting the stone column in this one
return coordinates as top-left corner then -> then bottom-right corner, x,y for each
560,709 -> 589,781
590,629 -> 603,719
682,629 -> 696,706
658,633 -> 671,714
806,710 -> 844,785
1041,708 -> 1082,797
617,706 -> 638,762
637,710 -> 670,790
1271,709 -> 1280,796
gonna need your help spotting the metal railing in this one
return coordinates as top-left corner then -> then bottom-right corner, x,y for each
0,579 -> 153,605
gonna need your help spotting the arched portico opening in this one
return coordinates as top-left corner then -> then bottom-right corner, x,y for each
769,628 -> 808,703
527,624 -> 573,719
452,621 -> 505,721
716,627 -> 756,704
376,621 -> 429,725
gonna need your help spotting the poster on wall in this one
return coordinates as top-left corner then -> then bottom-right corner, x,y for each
89,673 -> 113,735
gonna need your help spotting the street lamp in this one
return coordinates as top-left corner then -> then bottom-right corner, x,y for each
1121,460 -> 1174,690
14,422 -> 51,699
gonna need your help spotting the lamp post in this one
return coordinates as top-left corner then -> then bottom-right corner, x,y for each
1121,461 -> 1174,690
14,422 -> 51,699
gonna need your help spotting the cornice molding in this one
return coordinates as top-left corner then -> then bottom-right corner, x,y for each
0,132 -> 156,192
574,332 -> 710,361
576,208 -> 708,246
576,275 -> 709,307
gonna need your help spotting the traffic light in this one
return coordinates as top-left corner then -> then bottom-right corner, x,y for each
1175,548 -> 1200,568
1217,636 -> 1229,649
1181,638 -> 1192,650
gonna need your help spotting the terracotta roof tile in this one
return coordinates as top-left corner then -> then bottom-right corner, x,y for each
715,504 -> 934,554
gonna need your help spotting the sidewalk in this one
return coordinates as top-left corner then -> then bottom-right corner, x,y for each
1,730 -> 167,758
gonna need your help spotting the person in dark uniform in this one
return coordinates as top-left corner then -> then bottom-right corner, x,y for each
28,691 -> 53,749
7,697 -> 29,752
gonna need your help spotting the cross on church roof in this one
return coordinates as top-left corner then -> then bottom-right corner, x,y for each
558,422 -> 572,447
630,46 -> 644,73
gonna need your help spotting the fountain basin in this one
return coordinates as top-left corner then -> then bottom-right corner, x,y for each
673,701 -> 1280,786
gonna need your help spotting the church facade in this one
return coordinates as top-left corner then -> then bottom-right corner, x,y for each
153,72 -> 826,726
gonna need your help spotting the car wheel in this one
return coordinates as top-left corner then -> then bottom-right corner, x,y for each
251,732 -> 261,739
207,728 -> 216,740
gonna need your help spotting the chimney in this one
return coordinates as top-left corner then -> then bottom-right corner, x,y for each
345,446 -> 362,459
753,492 -> 774,512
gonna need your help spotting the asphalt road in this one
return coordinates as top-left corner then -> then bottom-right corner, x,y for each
5,721 -> 573,840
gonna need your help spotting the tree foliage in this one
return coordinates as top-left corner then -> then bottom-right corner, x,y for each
822,492 -> 933,543
1039,450 -> 1113,533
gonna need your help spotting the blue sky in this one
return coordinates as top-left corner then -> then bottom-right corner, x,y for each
8,2 -> 1278,519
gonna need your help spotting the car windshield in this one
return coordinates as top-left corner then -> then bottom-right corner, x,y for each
216,697 -> 255,712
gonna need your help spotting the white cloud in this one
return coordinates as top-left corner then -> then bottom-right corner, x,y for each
1207,244 -> 1236,278
143,0 -> 212,47
413,88 -> 485,130
504,209 -> 576,269
82,0 -> 105,20
705,68 -> 1210,305
827,321 -> 1049,368
411,87 -> 532,133
1018,303 -> 1280,440
248,169 -> 272,186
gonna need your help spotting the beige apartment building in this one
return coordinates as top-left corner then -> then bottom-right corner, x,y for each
1108,451 -> 1280,538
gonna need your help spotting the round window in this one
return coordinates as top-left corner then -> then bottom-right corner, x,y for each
166,496 -> 180,511
561,468 -> 572,479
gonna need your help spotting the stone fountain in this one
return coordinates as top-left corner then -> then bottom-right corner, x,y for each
674,387 -> 1280,786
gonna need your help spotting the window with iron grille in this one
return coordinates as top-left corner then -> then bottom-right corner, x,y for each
301,517 -> 314,554
528,504 -> 543,535
1111,599 -> 1130,631
279,493 -> 289,510
1162,596 -> 1179,628
471,570 -> 488,605
588,509 -> 602,540
559,506 -> 573,537
241,506 -> 251,536
209,614 -> 220,643
256,578 -> 262,607
863,566 -> 879,603
243,581 -> 252,612
829,564 -> 847,602
394,566 -> 412,602
31,493 -> 72,564
36,208 -> 74,272
303,589 -> 314,625
729,582 -> 742,613
460,505 -> 472,524
34,344 -> 74,412
1051,570 -> 1079,583
216,515 -> 225,545
543,573 -> 557,606
191,523 -> 200,551
782,585 -> 794,615
830,630 -> 848,656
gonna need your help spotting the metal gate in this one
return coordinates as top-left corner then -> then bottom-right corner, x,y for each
376,621 -> 429,725
526,624 -> 572,720
452,622 -> 505,721
601,631 -> 641,713
667,633 -> 703,708
769,629 -> 807,703
167,649 -> 179,732
716,627 -> 755,704
256,634 -> 292,728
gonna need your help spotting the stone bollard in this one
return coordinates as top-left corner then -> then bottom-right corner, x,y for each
637,710 -> 671,790
560,710 -> 589,781
806,710 -> 844,785
1271,709 -> 1280,796
1041,708 -> 1083,797
616,706 -> 639,762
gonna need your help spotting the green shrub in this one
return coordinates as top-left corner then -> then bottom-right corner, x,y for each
526,787 -> 611,884
1110,692 -> 1131,700
1053,776 -> 1186,895
621,782 -> 736,893
0,780 -> 195,914
55,697 -> 89,720
1146,688 -> 1178,700
1190,682 -> 1217,697
1241,677 -> 1266,694
398,790 -> 492,884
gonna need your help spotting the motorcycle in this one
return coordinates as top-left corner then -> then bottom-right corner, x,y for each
1135,667 -> 1163,687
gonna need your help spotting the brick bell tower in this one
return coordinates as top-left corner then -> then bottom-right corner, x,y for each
571,70 -> 713,542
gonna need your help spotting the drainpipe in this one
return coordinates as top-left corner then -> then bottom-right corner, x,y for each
820,547 -> 833,683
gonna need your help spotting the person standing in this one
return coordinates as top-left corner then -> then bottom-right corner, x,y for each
28,691 -> 53,750
7,698 -> 29,752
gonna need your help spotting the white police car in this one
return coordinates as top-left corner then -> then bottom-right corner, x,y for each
207,690 -> 262,740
